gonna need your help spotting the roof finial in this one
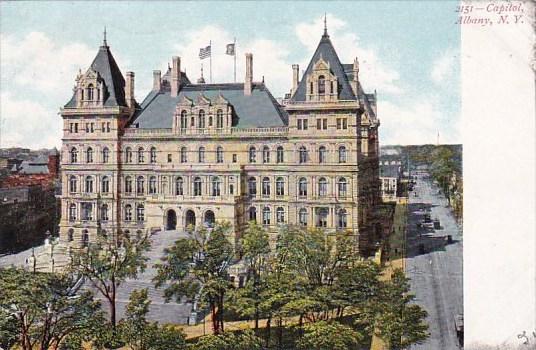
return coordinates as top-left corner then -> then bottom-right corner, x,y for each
197,63 -> 206,84
323,13 -> 328,37
103,26 -> 108,46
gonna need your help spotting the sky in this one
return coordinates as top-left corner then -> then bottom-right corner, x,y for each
0,1 -> 460,149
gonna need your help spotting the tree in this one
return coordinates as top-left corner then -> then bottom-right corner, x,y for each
0,267 -> 105,350
118,288 -> 186,350
68,230 -> 151,329
371,269 -> 429,349
296,321 -> 364,350
154,222 -> 234,334
191,329 -> 263,350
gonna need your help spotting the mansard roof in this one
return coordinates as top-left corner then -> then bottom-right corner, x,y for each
292,32 -> 356,101
64,44 -> 126,107
131,83 -> 288,129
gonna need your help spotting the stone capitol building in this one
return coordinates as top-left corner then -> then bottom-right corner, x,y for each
58,25 -> 381,258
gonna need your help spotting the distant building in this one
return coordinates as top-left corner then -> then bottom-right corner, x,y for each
379,164 -> 401,202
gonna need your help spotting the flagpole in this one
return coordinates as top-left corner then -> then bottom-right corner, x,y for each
233,37 -> 236,83
209,40 -> 212,83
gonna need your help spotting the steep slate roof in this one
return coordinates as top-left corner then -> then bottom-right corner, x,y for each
65,44 -> 126,107
292,31 -> 356,101
131,83 -> 287,129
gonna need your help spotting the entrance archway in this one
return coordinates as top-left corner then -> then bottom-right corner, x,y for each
204,210 -> 215,228
166,210 -> 177,230
185,210 -> 196,229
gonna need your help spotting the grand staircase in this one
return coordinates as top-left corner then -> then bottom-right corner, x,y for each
97,230 -> 195,324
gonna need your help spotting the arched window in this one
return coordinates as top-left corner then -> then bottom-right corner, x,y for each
208,116 -> 213,127
149,176 -> 157,194
262,177 -> 270,196
136,176 -> 145,195
276,207 -> 285,224
330,81 -> 334,94
299,208 -> 308,226
193,177 -> 202,196
81,203 -> 93,221
276,177 -> 285,196
212,177 -> 221,196
299,146 -> 308,163
249,146 -> 256,163
262,146 -> 270,163
86,147 -> 93,163
309,82 -> 313,95
86,84 -> 94,100
262,207 -> 271,225
180,147 -> 188,163
137,204 -> 145,222
69,176 -> 77,193
70,147 -> 78,163
318,75 -> 325,95
180,110 -> 188,131
338,209 -> 347,229
125,176 -> 132,193
150,147 -> 157,163
67,228 -> 74,242
101,204 -> 109,221
276,146 -> 284,163
318,146 -> 327,163
338,177 -> 348,198
248,177 -> 257,196
69,204 -> 77,222
102,147 -> 110,163
338,146 -> 347,163
248,207 -> 257,222
125,147 -> 132,163
138,148 -> 145,163
124,204 -> 132,221
198,147 -> 205,163
316,208 -> 328,228
175,177 -> 184,195
216,146 -> 224,163
216,109 -> 224,128
298,177 -> 307,197
85,176 -> 93,193
102,176 -> 110,193
198,110 -> 206,129
318,177 -> 328,197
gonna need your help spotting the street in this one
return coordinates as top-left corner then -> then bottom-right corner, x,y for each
406,171 -> 463,350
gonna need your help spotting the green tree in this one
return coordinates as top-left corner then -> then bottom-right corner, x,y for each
118,288 -> 186,350
154,222 -> 234,334
372,269 -> 429,349
68,230 -> 151,328
296,321 -> 364,350
0,267 -> 105,350
191,329 -> 262,350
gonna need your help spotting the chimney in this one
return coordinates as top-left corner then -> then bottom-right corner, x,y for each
244,53 -> 253,96
353,57 -> 359,82
171,56 -> 181,97
292,64 -> 299,94
153,70 -> 161,91
125,71 -> 135,108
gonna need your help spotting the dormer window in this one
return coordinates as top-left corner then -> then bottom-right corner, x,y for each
318,76 -> 325,95
86,84 -> 94,100
198,110 -> 205,129
180,111 -> 187,131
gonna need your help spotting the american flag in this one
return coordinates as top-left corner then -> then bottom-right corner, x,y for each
199,45 -> 211,60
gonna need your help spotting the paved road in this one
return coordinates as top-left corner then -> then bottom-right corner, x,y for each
406,172 -> 463,350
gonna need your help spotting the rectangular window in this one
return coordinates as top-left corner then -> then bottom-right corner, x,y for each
323,118 -> 328,130
297,119 -> 302,130
229,184 -> 234,195
167,154 -> 172,163
317,119 -> 322,130
69,123 -> 73,133
232,154 -> 237,163
336,118 -> 342,129
101,122 -> 105,132
303,119 -> 308,130
74,123 -> 78,133
342,118 -> 348,129
85,123 -> 90,133
90,123 -> 94,133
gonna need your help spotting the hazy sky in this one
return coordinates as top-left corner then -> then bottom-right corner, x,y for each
0,1 -> 460,149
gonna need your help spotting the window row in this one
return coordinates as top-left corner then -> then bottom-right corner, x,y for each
69,175 -> 111,193
179,109 -> 226,130
70,147 -> 112,164
68,202 -> 145,223
123,176 -> 233,197
247,206 -> 348,228
68,121 -> 112,134
296,117 -> 348,131
247,177 -> 348,198
248,145 -> 348,164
